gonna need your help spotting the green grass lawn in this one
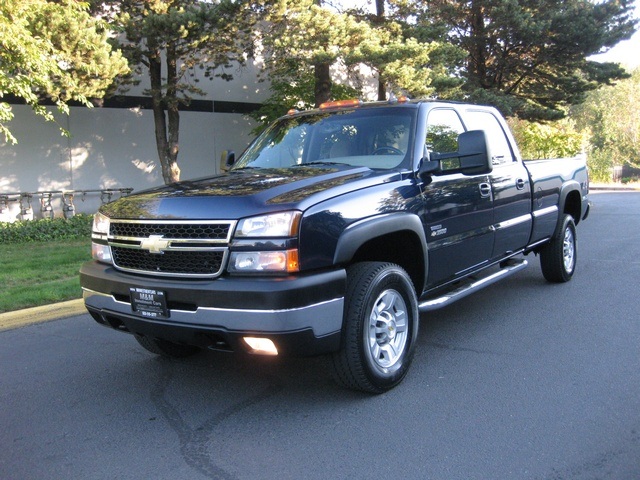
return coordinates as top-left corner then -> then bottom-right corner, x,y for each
0,239 -> 91,313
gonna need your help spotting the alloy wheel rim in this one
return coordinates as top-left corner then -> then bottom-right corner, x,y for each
367,289 -> 408,371
563,227 -> 575,273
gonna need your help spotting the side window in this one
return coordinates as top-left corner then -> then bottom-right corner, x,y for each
464,110 -> 514,166
426,109 -> 465,171
427,109 -> 464,152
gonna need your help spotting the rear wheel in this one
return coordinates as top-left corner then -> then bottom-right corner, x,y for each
540,214 -> 577,283
331,262 -> 419,394
134,334 -> 200,358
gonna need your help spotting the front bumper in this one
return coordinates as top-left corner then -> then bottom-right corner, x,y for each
80,261 -> 346,356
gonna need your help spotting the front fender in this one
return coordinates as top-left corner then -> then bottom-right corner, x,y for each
333,212 -> 429,288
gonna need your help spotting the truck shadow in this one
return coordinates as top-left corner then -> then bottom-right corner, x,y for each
131,264 -> 549,403
77,267 -> 552,478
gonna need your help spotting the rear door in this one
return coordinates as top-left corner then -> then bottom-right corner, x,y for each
421,107 -> 495,286
463,109 -> 532,259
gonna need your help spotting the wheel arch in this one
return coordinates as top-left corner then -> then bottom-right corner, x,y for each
333,213 -> 428,293
560,182 -> 583,226
548,182 -> 583,240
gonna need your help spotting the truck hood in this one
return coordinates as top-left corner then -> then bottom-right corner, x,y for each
100,165 -> 401,220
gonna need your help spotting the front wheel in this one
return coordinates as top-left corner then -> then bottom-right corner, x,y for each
331,262 -> 419,394
540,214 -> 577,283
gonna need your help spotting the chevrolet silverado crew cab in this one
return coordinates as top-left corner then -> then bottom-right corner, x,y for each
80,98 -> 590,393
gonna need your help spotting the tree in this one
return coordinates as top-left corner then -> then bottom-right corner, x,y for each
0,0 -> 128,144
508,117 -> 584,159
407,0 -> 638,121
373,0 -> 387,101
95,0 -> 250,184
250,0 -> 462,127
571,67 -> 640,182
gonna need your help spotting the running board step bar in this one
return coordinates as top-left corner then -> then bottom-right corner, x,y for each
418,258 -> 528,312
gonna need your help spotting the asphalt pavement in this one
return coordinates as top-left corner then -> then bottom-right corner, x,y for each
1,190 -> 639,480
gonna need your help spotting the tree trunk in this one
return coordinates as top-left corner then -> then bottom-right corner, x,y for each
314,62 -> 332,107
376,0 -> 386,101
468,0 -> 488,89
165,44 -> 181,183
148,44 -> 181,185
312,0 -> 332,107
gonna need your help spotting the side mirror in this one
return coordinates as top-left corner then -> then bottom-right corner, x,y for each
220,150 -> 235,172
420,130 -> 492,176
456,130 -> 492,175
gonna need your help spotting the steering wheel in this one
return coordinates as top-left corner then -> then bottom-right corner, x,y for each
372,146 -> 403,155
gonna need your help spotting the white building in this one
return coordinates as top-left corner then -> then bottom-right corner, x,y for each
0,60 -> 268,221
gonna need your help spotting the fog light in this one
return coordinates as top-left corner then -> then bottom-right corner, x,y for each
243,337 -> 278,356
92,243 -> 112,263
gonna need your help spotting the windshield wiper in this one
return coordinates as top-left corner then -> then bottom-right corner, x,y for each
295,161 -> 348,167
230,166 -> 260,171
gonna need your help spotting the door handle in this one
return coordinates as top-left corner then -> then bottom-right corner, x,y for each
516,178 -> 526,190
479,183 -> 491,198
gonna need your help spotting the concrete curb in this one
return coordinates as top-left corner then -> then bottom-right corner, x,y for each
0,298 -> 85,332
590,183 -> 640,191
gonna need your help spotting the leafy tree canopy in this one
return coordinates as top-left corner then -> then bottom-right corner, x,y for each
508,117 -> 584,159
0,0 -> 129,144
404,0 -> 638,121
93,0 -> 251,184
570,67 -> 640,180
250,0 -> 464,127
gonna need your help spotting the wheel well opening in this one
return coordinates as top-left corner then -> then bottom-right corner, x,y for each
351,231 -> 424,293
564,190 -> 582,225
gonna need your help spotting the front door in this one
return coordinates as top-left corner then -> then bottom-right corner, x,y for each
421,108 -> 495,287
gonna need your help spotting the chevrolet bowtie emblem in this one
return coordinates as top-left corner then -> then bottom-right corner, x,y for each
140,235 -> 171,254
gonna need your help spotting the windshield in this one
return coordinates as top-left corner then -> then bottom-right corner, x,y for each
233,107 -> 416,171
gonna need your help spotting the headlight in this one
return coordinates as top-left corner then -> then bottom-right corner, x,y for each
92,212 -> 110,236
229,250 -> 299,274
235,211 -> 301,237
91,212 -> 112,263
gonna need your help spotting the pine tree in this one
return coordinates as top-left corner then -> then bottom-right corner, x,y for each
251,0 -> 461,127
94,0 -> 251,184
408,0 -> 638,120
0,0 -> 128,144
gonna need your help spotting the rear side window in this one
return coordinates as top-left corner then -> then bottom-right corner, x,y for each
464,110 -> 514,166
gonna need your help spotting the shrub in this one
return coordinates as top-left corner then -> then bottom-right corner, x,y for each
508,117 -> 584,160
0,214 -> 93,243
585,148 -> 614,183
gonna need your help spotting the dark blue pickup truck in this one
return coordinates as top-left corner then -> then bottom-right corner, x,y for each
80,99 -> 589,393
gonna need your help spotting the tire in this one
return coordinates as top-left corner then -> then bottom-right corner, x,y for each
331,262 -> 419,394
134,334 -> 200,358
540,214 -> 577,283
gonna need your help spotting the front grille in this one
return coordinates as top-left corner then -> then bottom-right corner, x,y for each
112,247 -> 225,276
110,222 -> 230,240
107,220 -> 234,278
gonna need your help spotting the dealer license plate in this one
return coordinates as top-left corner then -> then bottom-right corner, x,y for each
130,287 -> 169,319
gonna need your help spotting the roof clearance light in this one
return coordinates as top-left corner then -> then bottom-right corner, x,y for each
319,99 -> 362,110
287,108 -> 299,116
389,95 -> 409,104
